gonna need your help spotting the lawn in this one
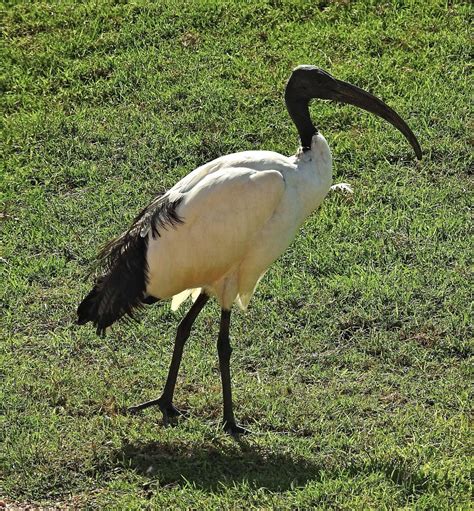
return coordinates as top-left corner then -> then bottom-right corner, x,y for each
1,0 -> 472,508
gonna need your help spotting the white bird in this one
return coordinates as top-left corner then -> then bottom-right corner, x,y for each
78,65 -> 421,435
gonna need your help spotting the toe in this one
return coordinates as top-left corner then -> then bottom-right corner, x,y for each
223,421 -> 251,437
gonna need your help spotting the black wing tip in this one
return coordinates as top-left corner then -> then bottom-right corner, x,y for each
76,306 -> 111,337
76,280 -> 115,336
77,196 -> 181,337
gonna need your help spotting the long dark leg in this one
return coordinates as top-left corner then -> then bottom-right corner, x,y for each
129,293 -> 209,422
217,308 -> 248,435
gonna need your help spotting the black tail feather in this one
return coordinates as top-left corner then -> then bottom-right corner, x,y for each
77,196 -> 182,336
77,282 -> 101,326
76,235 -> 148,336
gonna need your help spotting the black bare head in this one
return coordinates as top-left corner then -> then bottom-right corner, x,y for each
285,65 -> 422,159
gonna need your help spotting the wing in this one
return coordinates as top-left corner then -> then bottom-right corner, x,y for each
170,150 -> 293,195
137,150 -> 294,239
146,167 -> 286,300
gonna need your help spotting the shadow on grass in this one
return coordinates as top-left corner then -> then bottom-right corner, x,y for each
114,440 -> 322,491
112,439 -> 435,495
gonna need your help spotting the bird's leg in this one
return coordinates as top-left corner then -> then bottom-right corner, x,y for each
217,309 -> 249,436
128,293 -> 209,423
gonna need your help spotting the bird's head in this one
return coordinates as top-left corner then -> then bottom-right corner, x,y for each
285,65 -> 422,159
286,66 -> 337,101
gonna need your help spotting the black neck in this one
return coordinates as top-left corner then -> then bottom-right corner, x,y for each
284,93 -> 317,151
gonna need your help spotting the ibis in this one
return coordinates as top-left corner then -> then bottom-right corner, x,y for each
77,65 -> 422,435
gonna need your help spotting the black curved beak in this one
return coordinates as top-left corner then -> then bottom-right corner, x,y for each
332,78 -> 422,160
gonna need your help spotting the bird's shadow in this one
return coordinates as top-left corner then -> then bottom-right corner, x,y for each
113,438 -> 322,492
111,437 -> 432,496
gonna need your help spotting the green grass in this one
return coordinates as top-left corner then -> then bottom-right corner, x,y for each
1,0 -> 472,508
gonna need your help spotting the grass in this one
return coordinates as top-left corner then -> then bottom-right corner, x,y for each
1,0 -> 472,508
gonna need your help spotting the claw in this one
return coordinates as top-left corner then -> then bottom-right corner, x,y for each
223,421 -> 251,437
161,403 -> 186,426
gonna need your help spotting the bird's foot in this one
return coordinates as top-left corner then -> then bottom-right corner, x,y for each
127,398 -> 160,415
223,420 -> 251,437
160,402 -> 186,426
128,397 -> 186,425
330,182 -> 353,194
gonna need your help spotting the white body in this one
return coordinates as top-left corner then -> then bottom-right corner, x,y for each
145,133 -> 333,311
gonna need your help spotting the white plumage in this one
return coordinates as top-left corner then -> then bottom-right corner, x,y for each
146,135 -> 332,312
78,65 -> 421,434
